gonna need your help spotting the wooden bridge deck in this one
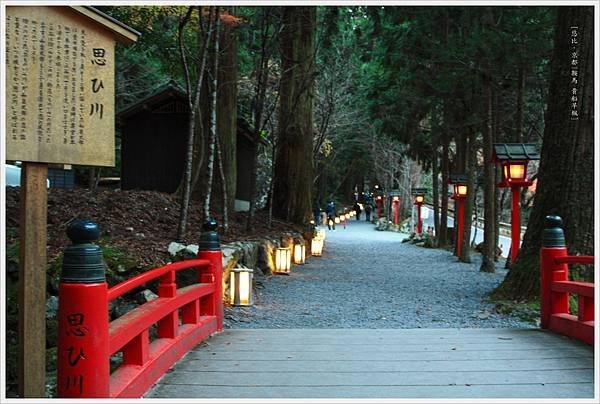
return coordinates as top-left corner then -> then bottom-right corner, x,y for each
147,328 -> 594,399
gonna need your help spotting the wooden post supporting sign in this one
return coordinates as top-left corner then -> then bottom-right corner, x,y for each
18,163 -> 48,397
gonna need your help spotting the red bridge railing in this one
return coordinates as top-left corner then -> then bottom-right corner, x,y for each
540,215 -> 594,345
57,220 -> 223,398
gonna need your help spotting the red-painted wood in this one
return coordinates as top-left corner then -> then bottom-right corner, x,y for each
551,280 -> 594,298
554,255 -> 594,265
456,198 -> 465,257
510,185 -> 520,263
540,244 -> 595,345
107,259 -> 210,301
549,314 -> 594,346
57,282 -> 110,397
109,283 -> 215,355
197,250 -> 224,331
109,317 -> 217,398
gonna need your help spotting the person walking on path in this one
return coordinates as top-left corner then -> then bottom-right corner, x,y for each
353,202 -> 362,220
325,200 -> 336,230
364,203 -> 372,221
313,200 -> 321,226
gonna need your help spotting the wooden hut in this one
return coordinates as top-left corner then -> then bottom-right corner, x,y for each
118,82 -> 264,210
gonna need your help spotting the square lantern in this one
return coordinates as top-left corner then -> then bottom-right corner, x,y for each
411,187 -> 427,204
454,184 -> 468,197
230,268 -> 253,306
311,237 -> 324,256
393,196 -> 400,202
274,247 -> 292,274
345,213 -> 350,220
294,243 -> 306,265
334,216 -> 340,224
493,143 -> 540,187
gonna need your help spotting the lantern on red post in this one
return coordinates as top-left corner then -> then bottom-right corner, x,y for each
390,191 -> 401,225
376,195 -> 383,218
493,143 -> 540,263
411,187 -> 427,234
449,174 -> 468,258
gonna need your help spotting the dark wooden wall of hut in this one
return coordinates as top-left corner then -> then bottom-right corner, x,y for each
236,133 -> 255,201
120,101 -> 188,193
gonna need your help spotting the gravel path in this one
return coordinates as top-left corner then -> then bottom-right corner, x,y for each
224,220 -> 535,329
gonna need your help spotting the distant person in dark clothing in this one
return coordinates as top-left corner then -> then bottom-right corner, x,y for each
353,202 -> 362,220
325,201 -> 335,230
364,203 -> 372,221
313,200 -> 321,225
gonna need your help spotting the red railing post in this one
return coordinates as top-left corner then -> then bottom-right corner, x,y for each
197,219 -> 224,331
57,220 -> 109,398
540,215 -> 569,329
157,271 -> 178,339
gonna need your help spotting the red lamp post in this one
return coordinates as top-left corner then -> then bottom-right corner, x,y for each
493,144 -> 540,263
376,195 -> 383,218
392,196 -> 400,225
450,177 -> 468,257
411,188 -> 427,234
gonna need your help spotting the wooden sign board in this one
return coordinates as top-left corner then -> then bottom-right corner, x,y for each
6,6 -> 124,166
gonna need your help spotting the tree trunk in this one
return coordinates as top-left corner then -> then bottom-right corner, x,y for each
272,6 -> 316,225
494,6 -> 594,299
215,135 -> 228,233
216,6 -> 238,218
460,130 -> 476,263
432,142 -> 440,241
177,7 -> 212,241
247,8 -> 272,232
438,128 -> 449,247
516,63 -> 525,143
480,72 -> 496,273
203,9 -> 220,222
492,86 -> 502,262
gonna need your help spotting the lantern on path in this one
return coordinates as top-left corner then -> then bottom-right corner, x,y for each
230,268 -> 253,306
311,237 -> 324,256
493,144 -> 540,263
294,243 -> 306,265
274,247 -> 292,274
334,217 -> 340,224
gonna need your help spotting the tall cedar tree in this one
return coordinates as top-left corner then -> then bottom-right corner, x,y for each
493,6 -> 594,299
216,7 -> 238,218
272,7 -> 316,225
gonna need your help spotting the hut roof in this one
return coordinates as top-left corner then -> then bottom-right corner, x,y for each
117,80 -> 188,119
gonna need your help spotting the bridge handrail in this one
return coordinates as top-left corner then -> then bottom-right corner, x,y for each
57,221 -> 224,398
540,216 -> 594,345
553,255 -> 594,266
107,258 -> 211,301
